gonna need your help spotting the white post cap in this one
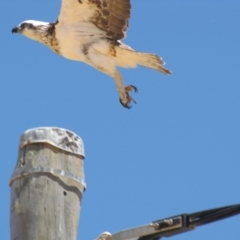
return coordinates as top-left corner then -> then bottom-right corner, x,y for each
19,127 -> 85,157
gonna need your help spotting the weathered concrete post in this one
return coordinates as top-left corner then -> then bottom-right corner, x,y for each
10,127 -> 86,240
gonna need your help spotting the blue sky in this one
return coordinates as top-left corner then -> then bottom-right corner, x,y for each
1,0 -> 240,239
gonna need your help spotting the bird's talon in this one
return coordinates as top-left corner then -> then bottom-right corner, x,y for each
119,99 -> 132,109
125,85 -> 138,93
130,85 -> 138,93
119,85 -> 137,109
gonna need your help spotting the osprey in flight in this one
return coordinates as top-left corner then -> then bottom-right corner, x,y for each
12,0 -> 171,108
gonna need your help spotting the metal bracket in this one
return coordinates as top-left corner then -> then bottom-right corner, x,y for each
10,166 -> 86,191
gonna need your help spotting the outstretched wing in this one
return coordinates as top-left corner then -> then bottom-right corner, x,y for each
57,0 -> 131,40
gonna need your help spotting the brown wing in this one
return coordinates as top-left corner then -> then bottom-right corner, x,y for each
58,0 -> 131,40
89,0 -> 131,40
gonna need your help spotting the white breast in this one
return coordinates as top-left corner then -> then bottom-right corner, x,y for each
55,22 -> 104,61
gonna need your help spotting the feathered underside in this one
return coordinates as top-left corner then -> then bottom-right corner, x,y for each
57,0 -> 131,40
12,0 -> 171,108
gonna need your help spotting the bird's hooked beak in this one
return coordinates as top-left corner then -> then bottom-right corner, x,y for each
12,27 -> 19,34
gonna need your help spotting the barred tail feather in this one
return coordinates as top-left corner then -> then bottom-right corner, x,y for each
115,46 -> 171,74
136,53 -> 171,75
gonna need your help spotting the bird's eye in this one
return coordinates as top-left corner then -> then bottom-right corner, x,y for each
21,23 -> 27,29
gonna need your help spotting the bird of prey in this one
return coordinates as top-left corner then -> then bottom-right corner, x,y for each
12,0 -> 171,108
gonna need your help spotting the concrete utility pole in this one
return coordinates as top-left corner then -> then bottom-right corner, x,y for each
10,127 -> 86,240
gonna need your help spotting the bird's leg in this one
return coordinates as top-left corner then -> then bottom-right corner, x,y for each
83,48 -> 137,108
114,70 -> 138,109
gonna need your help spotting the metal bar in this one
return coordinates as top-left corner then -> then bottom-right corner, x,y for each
107,203 -> 240,240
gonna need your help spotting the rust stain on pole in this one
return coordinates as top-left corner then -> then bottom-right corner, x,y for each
10,127 -> 86,240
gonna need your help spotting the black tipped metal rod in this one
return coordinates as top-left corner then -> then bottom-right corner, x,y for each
188,204 -> 240,227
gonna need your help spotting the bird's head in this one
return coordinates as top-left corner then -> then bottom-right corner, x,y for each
12,20 -> 50,42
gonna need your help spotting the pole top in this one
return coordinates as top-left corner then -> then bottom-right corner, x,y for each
20,127 -> 85,157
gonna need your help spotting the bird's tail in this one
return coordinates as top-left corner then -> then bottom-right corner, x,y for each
135,52 -> 171,75
115,46 -> 171,75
